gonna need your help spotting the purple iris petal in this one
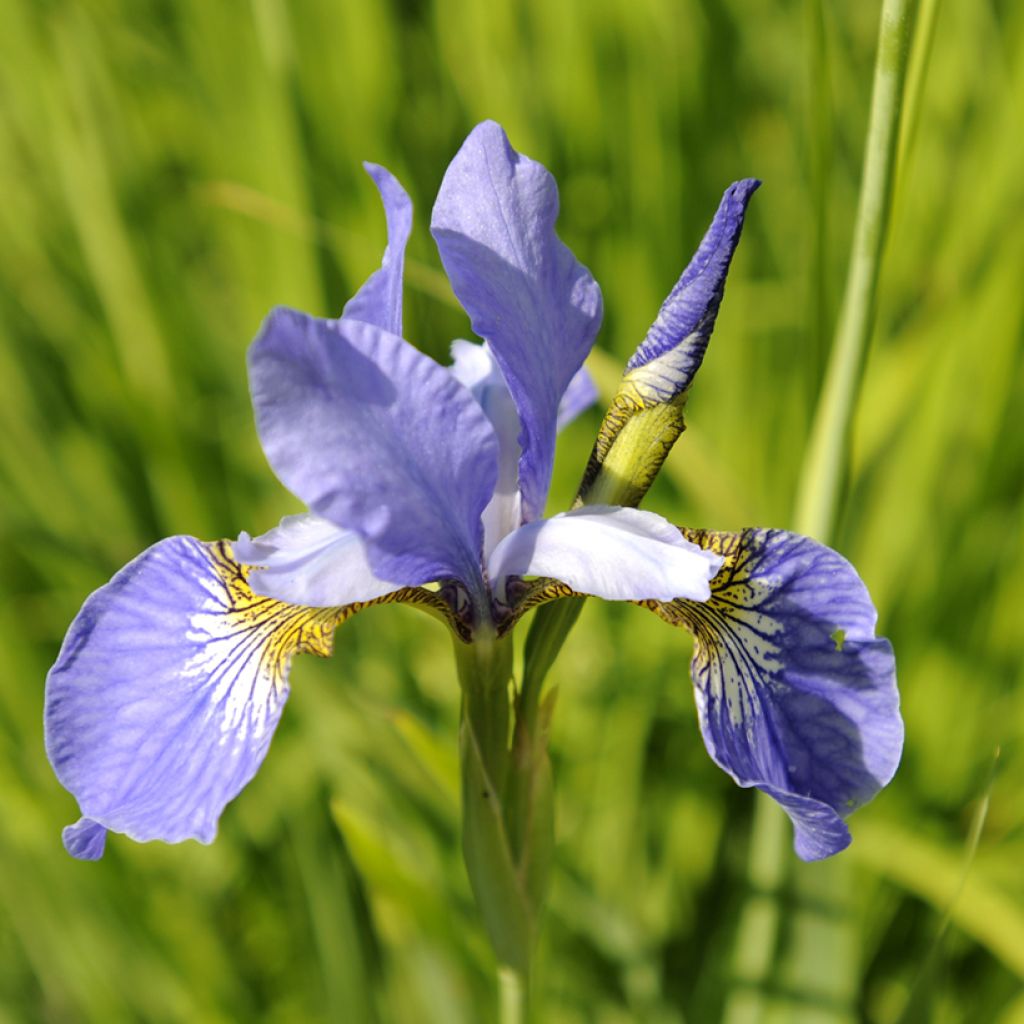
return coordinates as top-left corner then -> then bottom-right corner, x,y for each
249,310 -> 499,593
340,163 -> 412,335
432,121 -> 603,522
449,340 -> 522,556
44,537 -> 340,857
488,507 -> 722,603
234,513 -> 401,608
556,366 -> 598,431
626,179 -> 759,403
62,817 -> 107,860
661,529 -> 901,860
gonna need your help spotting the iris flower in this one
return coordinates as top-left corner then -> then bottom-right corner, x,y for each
44,122 -> 901,865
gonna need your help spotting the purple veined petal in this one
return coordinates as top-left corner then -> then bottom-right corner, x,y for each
556,366 -> 598,431
450,339 -> 522,556
234,513 -> 402,608
432,121 -> 603,522
63,817 -> 107,860
625,179 -> 759,405
340,163 -> 413,336
487,506 -> 722,603
249,310 -> 500,595
648,528 -> 902,861
44,537 -> 344,858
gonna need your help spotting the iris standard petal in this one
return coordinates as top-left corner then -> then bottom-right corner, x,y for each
626,179 -> 760,403
646,529 -> 902,860
556,366 -> 599,431
340,162 -> 413,336
234,513 -> 402,608
44,537 -> 344,857
450,339 -> 522,556
249,310 -> 500,593
431,120 -> 603,522
487,506 -> 722,603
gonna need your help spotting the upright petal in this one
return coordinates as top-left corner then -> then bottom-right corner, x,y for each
450,340 -> 522,556
556,366 -> 599,431
234,513 -> 402,608
626,179 -> 760,402
340,163 -> 413,335
432,121 -> 603,522
487,506 -> 722,603
44,538 -> 344,857
646,529 -> 902,860
576,180 -> 759,509
249,310 -> 499,594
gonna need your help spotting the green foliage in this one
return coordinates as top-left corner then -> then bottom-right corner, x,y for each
0,0 -> 1021,1020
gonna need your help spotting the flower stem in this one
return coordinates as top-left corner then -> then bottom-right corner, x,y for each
793,0 -> 918,543
498,965 -> 528,1024
728,0 -> 919,1019
519,596 -> 586,734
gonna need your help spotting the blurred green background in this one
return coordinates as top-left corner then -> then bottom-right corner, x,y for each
1,0 -> 1022,1020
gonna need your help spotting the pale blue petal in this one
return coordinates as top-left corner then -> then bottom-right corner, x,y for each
653,529 -> 902,860
556,366 -> 598,431
432,121 -> 603,522
234,514 -> 401,608
487,506 -> 722,602
249,310 -> 499,594
450,339 -> 522,555
340,162 -> 412,335
625,179 -> 759,404
45,537 -> 341,855
62,817 -> 107,861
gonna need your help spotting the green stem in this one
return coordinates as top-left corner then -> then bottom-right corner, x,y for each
454,626 -> 554,1007
519,596 -> 586,734
793,0 -> 918,543
728,1 -> 918,1020
499,965 -> 528,1024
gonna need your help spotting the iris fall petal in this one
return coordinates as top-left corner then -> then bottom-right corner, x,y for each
44,537 -> 343,855
647,528 -> 902,860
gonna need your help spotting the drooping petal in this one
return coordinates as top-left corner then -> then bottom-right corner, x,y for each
249,310 -> 499,594
234,513 -> 401,608
487,506 -> 722,603
44,537 -> 345,857
576,179 -> 759,509
62,817 -> 107,860
556,366 -> 598,431
645,529 -> 902,860
340,162 -> 413,335
432,121 -> 603,522
626,179 -> 760,402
